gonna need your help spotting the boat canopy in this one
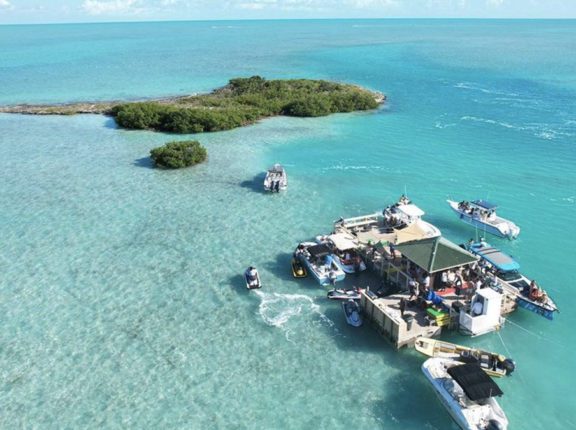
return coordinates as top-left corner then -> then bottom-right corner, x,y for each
471,243 -> 520,272
471,200 -> 498,210
328,233 -> 357,251
395,203 -> 425,218
448,363 -> 504,401
307,244 -> 331,258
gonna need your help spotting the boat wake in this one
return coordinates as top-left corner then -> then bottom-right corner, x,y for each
460,115 -> 574,140
322,164 -> 386,172
255,291 -> 335,341
454,82 -> 519,97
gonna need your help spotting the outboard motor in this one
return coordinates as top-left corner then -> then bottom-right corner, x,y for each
487,419 -> 505,430
502,358 -> 516,375
273,181 -> 280,192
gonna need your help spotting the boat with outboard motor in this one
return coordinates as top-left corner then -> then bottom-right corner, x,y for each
263,163 -> 287,192
327,286 -> 363,301
467,241 -> 558,320
342,299 -> 363,327
415,337 -> 515,378
296,242 -> 345,286
244,266 -> 262,290
422,358 -> 508,430
447,200 -> 520,240
315,233 -> 366,273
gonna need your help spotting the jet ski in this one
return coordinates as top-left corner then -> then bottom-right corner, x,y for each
327,286 -> 362,301
291,258 -> 307,278
342,299 -> 363,327
244,266 -> 262,290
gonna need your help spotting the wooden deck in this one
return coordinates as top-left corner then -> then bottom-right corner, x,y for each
361,291 -> 442,349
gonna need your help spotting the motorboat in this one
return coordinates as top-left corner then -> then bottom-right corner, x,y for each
315,233 -> 366,273
263,163 -> 287,192
342,299 -> 363,327
291,257 -> 307,278
327,286 -> 363,301
467,241 -> 558,320
296,242 -> 345,286
415,337 -> 515,377
244,266 -> 262,290
447,200 -> 520,240
334,196 -> 441,246
422,358 -> 508,430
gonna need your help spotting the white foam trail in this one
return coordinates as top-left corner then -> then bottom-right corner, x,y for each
460,115 -> 518,130
322,165 -> 385,171
434,121 -> 456,129
454,82 -> 519,97
255,291 -> 334,342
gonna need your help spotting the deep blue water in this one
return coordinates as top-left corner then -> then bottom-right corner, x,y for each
0,20 -> 575,429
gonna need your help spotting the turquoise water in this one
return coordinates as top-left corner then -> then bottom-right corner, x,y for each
1,20 -> 575,429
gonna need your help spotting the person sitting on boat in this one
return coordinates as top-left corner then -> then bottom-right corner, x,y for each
529,280 -> 547,302
248,266 -> 257,280
399,194 -> 411,205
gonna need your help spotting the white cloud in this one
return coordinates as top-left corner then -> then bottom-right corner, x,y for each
82,0 -> 140,15
0,0 -> 11,8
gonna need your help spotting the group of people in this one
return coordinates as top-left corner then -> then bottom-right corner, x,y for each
457,201 -> 496,221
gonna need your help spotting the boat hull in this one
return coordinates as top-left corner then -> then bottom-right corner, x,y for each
333,255 -> 367,274
447,200 -> 520,239
468,241 -> 558,320
298,242 -> 346,286
422,358 -> 508,430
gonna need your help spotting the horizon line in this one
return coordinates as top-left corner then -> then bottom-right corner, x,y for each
2,17 -> 576,26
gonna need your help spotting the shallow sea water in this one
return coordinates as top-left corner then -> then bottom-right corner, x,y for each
1,20 -> 576,429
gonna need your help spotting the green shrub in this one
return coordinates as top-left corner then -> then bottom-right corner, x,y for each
150,140 -> 207,169
112,77 -> 380,134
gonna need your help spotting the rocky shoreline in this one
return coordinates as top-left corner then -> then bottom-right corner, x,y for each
0,90 -> 385,116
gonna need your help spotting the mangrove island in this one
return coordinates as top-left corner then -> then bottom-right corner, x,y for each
0,76 -> 384,134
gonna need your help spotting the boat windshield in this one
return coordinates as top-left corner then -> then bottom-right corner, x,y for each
497,270 -> 522,282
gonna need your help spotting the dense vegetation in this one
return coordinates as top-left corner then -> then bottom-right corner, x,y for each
111,76 -> 380,134
150,140 -> 207,169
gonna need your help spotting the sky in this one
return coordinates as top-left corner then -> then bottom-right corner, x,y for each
0,0 -> 575,24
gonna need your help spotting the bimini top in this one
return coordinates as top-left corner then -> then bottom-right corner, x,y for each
470,243 -> 520,272
307,244 -> 331,258
448,363 -> 504,401
471,200 -> 498,210
395,203 -> 425,218
328,233 -> 358,251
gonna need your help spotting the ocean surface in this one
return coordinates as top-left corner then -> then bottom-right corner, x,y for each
1,19 -> 575,429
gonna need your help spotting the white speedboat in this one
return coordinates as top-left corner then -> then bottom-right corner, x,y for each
447,200 -> 520,240
263,163 -> 287,192
422,358 -> 508,430
297,242 -> 345,286
315,233 -> 366,273
415,337 -> 515,377
244,266 -> 262,290
342,299 -> 363,327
